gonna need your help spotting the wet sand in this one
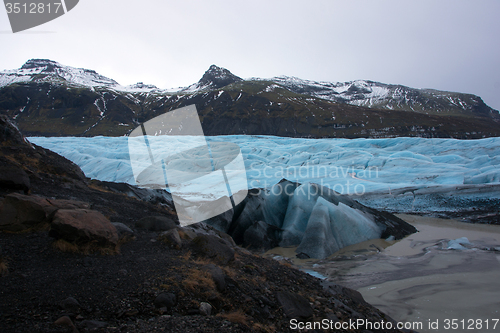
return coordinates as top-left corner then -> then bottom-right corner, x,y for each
263,215 -> 500,333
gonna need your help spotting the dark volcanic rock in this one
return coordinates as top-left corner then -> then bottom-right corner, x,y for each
94,180 -> 173,205
111,222 -> 135,240
199,302 -> 212,316
0,166 -> 30,193
0,193 -> 90,232
80,319 -> 108,329
0,115 -> 26,145
0,194 -> 50,232
243,220 -> 279,251
158,229 -> 182,249
202,263 -> 227,292
54,316 -> 77,331
135,216 -> 178,232
154,292 -> 177,309
190,234 -> 235,265
60,296 -> 81,313
322,281 -> 367,305
276,291 -> 314,320
50,209 -> 118,246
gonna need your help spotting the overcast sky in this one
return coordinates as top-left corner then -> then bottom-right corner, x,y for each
1,0 -> 500,110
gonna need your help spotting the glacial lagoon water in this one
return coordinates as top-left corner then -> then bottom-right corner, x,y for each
265,215 -> 500,333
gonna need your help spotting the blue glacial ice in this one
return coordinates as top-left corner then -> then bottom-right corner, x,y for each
447,237 -> 471,250
28,135 -> 500,214
227,180 -> 414,259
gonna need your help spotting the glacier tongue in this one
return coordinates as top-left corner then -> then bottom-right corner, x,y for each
281,183 -> 323,246
294,197 -> 340,259
225,180 -> 414,259
296,198 -> 381,259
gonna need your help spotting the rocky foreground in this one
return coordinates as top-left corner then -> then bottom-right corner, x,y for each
0,115 -> 415,332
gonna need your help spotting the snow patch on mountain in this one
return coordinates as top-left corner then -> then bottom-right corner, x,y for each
0,59 -> 120,88
0,59 -> 164,94
272,76 -> 395,105
122,82 -> 160,92
270,76 -> 499,115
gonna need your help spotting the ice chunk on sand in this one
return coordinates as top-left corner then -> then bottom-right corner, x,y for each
447,237 -> 471,250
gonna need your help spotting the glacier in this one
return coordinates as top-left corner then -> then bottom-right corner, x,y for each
28,135 -> 500,258
29,135 -> 500,200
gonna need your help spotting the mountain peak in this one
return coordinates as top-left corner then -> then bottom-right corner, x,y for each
197,65 -> 242,89
2,59 -> 119,88
21,59 -> 62,72
125,82 -> 159,91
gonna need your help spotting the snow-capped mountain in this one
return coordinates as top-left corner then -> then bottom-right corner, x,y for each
0,59 -> 499,138
123,82 -> 160,92
180,64 -> 243,93
0,59 -> 120,88
271,76 -> 497,117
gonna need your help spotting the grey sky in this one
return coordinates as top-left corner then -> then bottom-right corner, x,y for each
1,0 -> 500,111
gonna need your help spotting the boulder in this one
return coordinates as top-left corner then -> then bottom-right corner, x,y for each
135,216 -> 177,231
188,223 -> 237,247
50,209 -> 118,246
0,193 -> 89,232
190,234 -> 235,265
202,208 -> 234,233
154,292 -> 176,309
54,316 -> 77,332
60,297 -> 81,313
111,222 -> 135,240
199,302 -> 212,316
0,166 -> 30,193
177,227 -> 197,240
47,197 -> 91,211
80,320 -> 108,329
276,291 -> 314,320
322,281 -> 367,305
158,229 -> 182,249
202,264 -> 227,292
0,194 -> 49,232
243,220 -> 279,251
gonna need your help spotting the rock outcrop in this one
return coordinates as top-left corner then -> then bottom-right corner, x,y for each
135,216 -> 178,232
50,209 -> 118,247
0,114 -> 26,145
0,166 -> 30,194
0,193 -> 90,232
190,234 -> 235,265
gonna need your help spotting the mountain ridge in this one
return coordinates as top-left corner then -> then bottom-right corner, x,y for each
0,59 -> 499,138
